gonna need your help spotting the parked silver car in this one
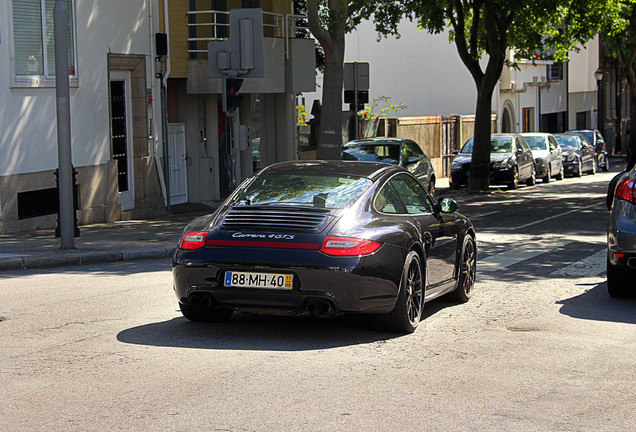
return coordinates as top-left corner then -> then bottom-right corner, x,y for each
606,153 -> 636,297
521,133 -> 564,183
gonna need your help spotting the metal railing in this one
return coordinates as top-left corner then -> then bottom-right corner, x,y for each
186,10 -> 308,59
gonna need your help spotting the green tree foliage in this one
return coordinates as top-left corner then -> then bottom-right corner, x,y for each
364,0 -> 623,191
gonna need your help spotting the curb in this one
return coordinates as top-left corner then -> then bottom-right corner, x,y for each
0,247 -> 176,272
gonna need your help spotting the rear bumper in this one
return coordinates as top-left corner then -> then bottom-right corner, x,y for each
172,244 -> 405,315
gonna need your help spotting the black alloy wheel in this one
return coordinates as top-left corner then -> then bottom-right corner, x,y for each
543,165 -> 551,183
508,167 -> 519,190
376,251 -> 424,333
448,235 -> 477,303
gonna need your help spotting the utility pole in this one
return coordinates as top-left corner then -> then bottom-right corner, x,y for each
54,0 -> 74,250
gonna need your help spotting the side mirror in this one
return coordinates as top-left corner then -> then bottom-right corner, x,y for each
407,156 -> 419,165
452,150 -> 459,155
437,197 -> 459,213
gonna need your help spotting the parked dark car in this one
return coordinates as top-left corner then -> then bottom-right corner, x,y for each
553,133 -> 596,177
450,133 -> 536,189
606,152 -> 636,297
173,161 -> 476,333
342,138 -> 436,196
521,132 -> 564,183
566,129 -> 609,172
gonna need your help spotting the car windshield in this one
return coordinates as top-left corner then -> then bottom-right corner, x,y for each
555,135 -> 580,149
342,143 -> 400,164
460,137 -> 513,154
524,136 -> 548,151
572,131 -> 594,143
231,173 -> 372,209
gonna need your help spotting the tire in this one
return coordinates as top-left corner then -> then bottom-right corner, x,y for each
574,160 -> 582,177
508,167 -> 519,190
607,258 -> 634,298
555,164 -> 564,180
179,302 -> 234,322
526,165 -> 536,186
448,235 -> 477,303
374,251 -> 424,333
542,165 -> 551,183
602,154 -> 609,172
589,158 -> 597,175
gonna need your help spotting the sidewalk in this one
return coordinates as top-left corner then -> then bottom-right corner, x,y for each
0,204 -> 217,271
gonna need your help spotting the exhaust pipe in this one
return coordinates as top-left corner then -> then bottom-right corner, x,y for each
200,296 -> 213,308
306,302 -> 318,314
189,294 -> 201,306
319,302 -> 333,314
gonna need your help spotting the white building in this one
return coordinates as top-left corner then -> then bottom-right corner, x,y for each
1,0 -> 165,233
303,20 -> 600,144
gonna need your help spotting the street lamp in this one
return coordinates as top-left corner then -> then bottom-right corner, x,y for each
594,68 -> 604,136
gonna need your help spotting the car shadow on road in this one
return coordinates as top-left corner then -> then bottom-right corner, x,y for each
117,313 -> 406,351
117,299 -> 452,351
557,280 -> 636,324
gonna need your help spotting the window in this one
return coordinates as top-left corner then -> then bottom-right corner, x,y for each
12,0 -> 76,79
389,174 -> 434,215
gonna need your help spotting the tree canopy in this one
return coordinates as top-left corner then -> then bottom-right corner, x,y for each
364,0 -> 624,191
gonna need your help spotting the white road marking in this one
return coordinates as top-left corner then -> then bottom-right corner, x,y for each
488,202 -> 606,231
468,211 -> 501,220
551,249 -> 606,277
479,238 -> 571,272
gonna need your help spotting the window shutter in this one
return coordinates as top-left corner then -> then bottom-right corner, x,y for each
13,0 -> 44,76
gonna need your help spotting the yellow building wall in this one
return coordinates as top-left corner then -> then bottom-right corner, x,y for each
160,2 -> 293,79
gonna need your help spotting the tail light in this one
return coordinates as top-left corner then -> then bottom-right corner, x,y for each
179,231 -> 208,250
320,236 -> 381,256
615,178 -> 636,204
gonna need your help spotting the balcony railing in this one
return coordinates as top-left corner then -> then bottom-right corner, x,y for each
186,10 -> 309,59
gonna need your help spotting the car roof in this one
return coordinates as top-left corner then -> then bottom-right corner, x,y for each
345,138 -> 405,146
259,160 -> 399,180
519,132 -> 553,137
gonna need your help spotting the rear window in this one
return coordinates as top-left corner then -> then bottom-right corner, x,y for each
342,144 -> 400,164
231,173 -> 372,209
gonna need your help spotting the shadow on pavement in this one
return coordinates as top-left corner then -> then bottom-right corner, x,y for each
116,313 -> 402,351
116,297 -> 453,351
557,280 -> 636,324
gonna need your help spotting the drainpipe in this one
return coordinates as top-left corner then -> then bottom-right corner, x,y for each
159,0 -> 172,213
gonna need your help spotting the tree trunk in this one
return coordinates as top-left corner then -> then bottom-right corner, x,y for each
316,39 -> 346,160
468,87 -> 494,191
629,82 -> 636,159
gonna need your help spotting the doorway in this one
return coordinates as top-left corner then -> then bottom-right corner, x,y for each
109,71 -> 134,210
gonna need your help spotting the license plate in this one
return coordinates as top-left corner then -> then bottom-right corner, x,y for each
224,271 -> 293,290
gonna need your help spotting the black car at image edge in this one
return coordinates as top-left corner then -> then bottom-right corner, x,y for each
173,160 -> 477,333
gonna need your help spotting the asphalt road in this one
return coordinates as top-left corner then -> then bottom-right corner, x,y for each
1,168 -> 635,431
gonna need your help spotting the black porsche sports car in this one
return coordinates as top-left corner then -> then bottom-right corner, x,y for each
173,161 -> 476,333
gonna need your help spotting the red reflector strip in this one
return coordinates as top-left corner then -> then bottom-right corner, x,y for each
206,239 -> 321,250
